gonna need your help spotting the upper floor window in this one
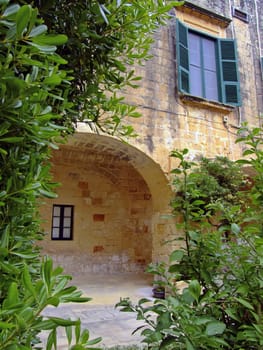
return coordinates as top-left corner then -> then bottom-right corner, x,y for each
51,204 -> 74,240
176,20 -> 241,106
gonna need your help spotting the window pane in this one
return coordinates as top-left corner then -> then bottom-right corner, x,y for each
63,228 -> 71,238
189,32 -> 201,67
52,228 -> 60,238
203,38 -> 216,71
63,217 -> 71,227
53,206 -> 60,216
64,207 -> 72,217
189,66 -> 202,97
204,70 -> 218,100
53,217 -> 60,227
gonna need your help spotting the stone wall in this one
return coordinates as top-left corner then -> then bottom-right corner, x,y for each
125,0 -> 263,173
40,0 -> 263,275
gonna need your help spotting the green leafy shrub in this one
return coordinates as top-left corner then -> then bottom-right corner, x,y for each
117,123 -> 263,349
0,2 -> 101,348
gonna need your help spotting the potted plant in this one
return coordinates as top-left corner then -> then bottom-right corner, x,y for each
152,285 -> 165,299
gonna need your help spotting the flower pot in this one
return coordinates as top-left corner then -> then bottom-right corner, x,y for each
152,288 -> 165,299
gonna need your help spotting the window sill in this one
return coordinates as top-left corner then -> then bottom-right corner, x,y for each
180,94 -> 235,113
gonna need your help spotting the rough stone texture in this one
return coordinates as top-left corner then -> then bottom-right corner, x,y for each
39,1 -> 263,274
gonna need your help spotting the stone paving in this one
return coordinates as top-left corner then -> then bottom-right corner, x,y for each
40,273 -> 154,349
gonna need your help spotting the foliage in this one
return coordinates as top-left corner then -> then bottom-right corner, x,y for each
19,0 -> 183,136
0,1 -> 101,348
117,123 -> 263,349
170,151 -> 247,223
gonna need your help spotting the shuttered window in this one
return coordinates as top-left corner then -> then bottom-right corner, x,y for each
51,205 -> 74,240
176,20 -> 241,106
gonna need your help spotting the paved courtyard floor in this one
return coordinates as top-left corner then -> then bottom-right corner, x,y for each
40,272 -> 154,349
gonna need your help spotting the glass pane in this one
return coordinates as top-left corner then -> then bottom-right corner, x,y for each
52,228 -> 59,238
53,217 -> 60,227
189,65 -> 202,97
63,228 -> 71,238
204,70 -> 218,100
189,32 -> 201,67
53,206 -> 60,216
64,207 -> 72,217
203,38 -> 216,71
63,217 -> 71,227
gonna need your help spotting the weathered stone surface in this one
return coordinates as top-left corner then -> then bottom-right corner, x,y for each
39,1 -> 263,274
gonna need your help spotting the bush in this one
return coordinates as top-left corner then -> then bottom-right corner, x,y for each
0,2 -> 100,348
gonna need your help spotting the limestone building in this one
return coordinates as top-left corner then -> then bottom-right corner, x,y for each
40,0 -> 263,275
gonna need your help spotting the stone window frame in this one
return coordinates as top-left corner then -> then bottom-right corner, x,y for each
51,204 -> 74,240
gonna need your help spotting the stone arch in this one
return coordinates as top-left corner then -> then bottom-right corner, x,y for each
40,132 -> 177,274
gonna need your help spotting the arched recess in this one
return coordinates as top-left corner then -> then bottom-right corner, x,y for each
39,131 -> 177,275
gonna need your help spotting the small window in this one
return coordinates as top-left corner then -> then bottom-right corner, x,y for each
232,7 -> 249,23
176,20 -> 241,106
51,205 -> 74,240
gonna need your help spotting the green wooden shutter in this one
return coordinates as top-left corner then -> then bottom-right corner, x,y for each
218,39 -> 241,106
176,20 -> 190,93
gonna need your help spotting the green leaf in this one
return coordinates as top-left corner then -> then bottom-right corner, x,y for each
28,24 -> 47,37
188,280 -> 201,302
236,159 -> 251,165
11,251 -> 38,259
22,264 -> 37,299
185,339 -> 195,350
38,188 -> 58,198
0,137 -> 24,143
32,34 -> 68,46
231,223 -> 240,234
4,282 -> 19,307
171,168 -> 182,174
243,149 -> 255,156
235,297 -> 254,310
225,308 -> 241,322
46,328 -> 57,350
66,325 -> 73,345
80,328 -> 90,343
28,42 -> 57,53
98,4 -> 109,24
75,320 -> 81,343
205,321 -> 226,336
0,321 -> 15,329
43,75 -> 62,86
3,4 -> 19,17
16,5 -> 31,38
50,317 -> 77,327
169,249 -> 184,262
47,297 -> 60,307
85,336 -> 102,345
